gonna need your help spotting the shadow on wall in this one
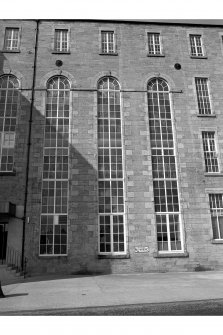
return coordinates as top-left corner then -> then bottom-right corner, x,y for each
0,52 -> 26,260
0,51 -> 112,275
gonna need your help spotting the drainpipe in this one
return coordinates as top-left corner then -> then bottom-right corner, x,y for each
21,20 -> 39,271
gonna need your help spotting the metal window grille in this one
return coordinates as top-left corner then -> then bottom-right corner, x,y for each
54,29 -> 69,52
147,78 -> 183,252
190,35 -> 204,56
101,31 -> 115,54
202,132 -> 219,173
4,28 -> 19,51
40,76 -> 70,256
0,75 -> 19,172
195,78 -> 211,115
209,194 -> 223,239
97,77 -> 125,254
148,33 -> 161,55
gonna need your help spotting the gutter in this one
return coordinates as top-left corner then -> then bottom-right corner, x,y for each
21,19 -> 39,272
3,19 -> 223,28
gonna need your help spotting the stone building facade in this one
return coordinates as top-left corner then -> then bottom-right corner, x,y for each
1,19 -> 223,275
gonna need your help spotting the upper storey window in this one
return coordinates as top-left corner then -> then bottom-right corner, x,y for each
202,132 -> 219,173
148,33 -> 162,55
190,34 -> 204,57
4,28 -> 20,51
54,29 -> 69,53
0,75 -> 19,172
101,31 -> 115,54
195,78 -> 212,115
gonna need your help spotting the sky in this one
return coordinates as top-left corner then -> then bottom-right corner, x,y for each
1,0 -> 223,22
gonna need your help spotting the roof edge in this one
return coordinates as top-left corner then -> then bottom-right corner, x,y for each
2,19 -> 223,28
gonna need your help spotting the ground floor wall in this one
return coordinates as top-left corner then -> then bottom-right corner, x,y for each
24,210 -> 223,276
7,218 -> 23,254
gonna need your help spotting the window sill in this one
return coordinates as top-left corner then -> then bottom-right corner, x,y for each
98,254 -> 130,259
0,171 -> 16,176
153,251 -> 189,258
190,55 -> 207,59
99,52 -> 118,56
212,240 -> 223,244
1,50 -> 20,53
196,114 -> 216,118
147,53 -> 165,57
51,51 -> 71,54
204,173 -> 223,177
38,255 -> 68,258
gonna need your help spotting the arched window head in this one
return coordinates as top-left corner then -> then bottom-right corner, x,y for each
97,77 -> 121,120
98,77 -> 120,91
0,75 -> 19,89
147,78 -> 169,92
47,76 -> 70,90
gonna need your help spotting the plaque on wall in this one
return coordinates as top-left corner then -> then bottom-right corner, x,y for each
134,247 -> 149,253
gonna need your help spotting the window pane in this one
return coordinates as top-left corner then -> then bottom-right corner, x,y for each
218,216 -> 223,239
211,216 -> 219,239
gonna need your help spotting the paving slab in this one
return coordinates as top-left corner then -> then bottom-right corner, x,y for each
1,271 -> 223,313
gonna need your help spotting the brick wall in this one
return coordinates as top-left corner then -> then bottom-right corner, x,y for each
1,20 -> 223,274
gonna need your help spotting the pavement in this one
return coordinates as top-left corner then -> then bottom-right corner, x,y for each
1,270 -> 223,314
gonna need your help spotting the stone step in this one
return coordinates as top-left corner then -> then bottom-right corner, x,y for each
0,264 -> 25,285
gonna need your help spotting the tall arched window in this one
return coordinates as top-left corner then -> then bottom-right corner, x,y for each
0,75 -> 19,172
97,77 -> 126,254
40,76 -> 70,255
147,78 -> 183,252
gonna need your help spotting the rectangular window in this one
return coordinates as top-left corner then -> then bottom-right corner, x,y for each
4,28 -> 20,51
148,33 -> 161,55
156,214 -> 182,252
195,78 -> 212,115
0,132 -> 15,171
54,29 -> 69,52
209,194 -> 223,240
190,34 -> 204,56
101,31 -> 115,54
202,132 -> 219,173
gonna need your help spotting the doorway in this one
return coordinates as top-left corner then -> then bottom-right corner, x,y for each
0,224 -> 7,264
